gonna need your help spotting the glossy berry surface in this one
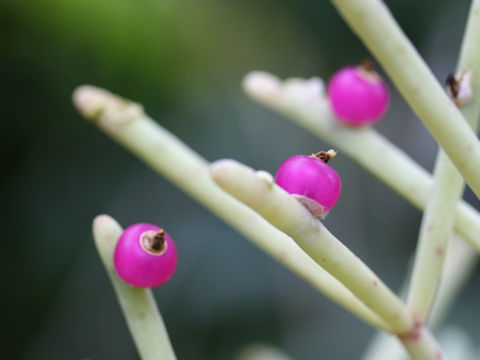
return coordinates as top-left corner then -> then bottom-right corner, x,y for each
114,223 -> 177,288
275,154 -> 341,216
327,65 -> 390,126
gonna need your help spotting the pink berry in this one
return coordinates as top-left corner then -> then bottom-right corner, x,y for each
114,223 -> 178,288
275,150 -> 341,216
327,61 -> 390,126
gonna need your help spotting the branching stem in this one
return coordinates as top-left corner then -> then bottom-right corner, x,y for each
330,0 -> 480,201
243,72 -> 480,253
92,215 -> 177,360
74,86 -> 390,331
210,159 -> 413,334
407,0 -> 480,324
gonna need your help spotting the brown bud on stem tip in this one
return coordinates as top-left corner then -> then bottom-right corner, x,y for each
446,74 -> 459,98
446,70 -> 473,107
313,149 -> 338,163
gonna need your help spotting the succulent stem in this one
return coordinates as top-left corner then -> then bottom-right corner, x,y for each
73,86 -> 391,332
210,159 -> 413,334
330,0 -> 480,201
243,71 -> 480,254
92,215 -> 176,360
407,0 -> 480,325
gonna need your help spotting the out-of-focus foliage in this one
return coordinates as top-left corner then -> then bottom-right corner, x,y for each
1,1 -> 478,359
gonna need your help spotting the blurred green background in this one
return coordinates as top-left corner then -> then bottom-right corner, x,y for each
2,0 -> 480,359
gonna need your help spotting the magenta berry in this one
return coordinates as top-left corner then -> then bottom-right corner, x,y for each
114,223 -> 177,288
327,61 -> 390,126
275,150 -> 341,216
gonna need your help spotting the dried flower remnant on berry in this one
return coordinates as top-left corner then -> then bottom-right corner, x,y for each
141,229 -> 167,255
114,223 -> 178,288
275,151 -> 341,216
327,61 -> 390,126
313,149 -> 338,163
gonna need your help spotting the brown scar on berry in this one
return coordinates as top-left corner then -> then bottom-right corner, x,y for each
357,59 -> 382,82
152,230 -> 166,250
313,149 -> 337,163
361,58 -> 375,72
372,280 -> 378,287
141,229 -> 168,255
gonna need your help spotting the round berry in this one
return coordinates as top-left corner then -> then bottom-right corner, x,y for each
275,150 -> 341,216
327,61 -> 390,126
114,223 -> 177,288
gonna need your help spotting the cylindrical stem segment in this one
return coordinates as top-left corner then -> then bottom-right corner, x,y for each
211,159 -> 413,334
92,215 -> 177,360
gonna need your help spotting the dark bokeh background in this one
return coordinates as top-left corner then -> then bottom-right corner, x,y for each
2,0 -> 480,359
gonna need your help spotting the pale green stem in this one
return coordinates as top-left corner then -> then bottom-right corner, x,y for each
399,327 -> 444,360
92,214 -> 177,360
406,154 -> 466,324
73,86 -> 390,331
362,237 -> 478,360
407,0 -> 480,324
330,0 -> 480,200
210,159 -> 414,334
243,72 -> 480,253
459,0 -> 480,123
428,238 -> 478,329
